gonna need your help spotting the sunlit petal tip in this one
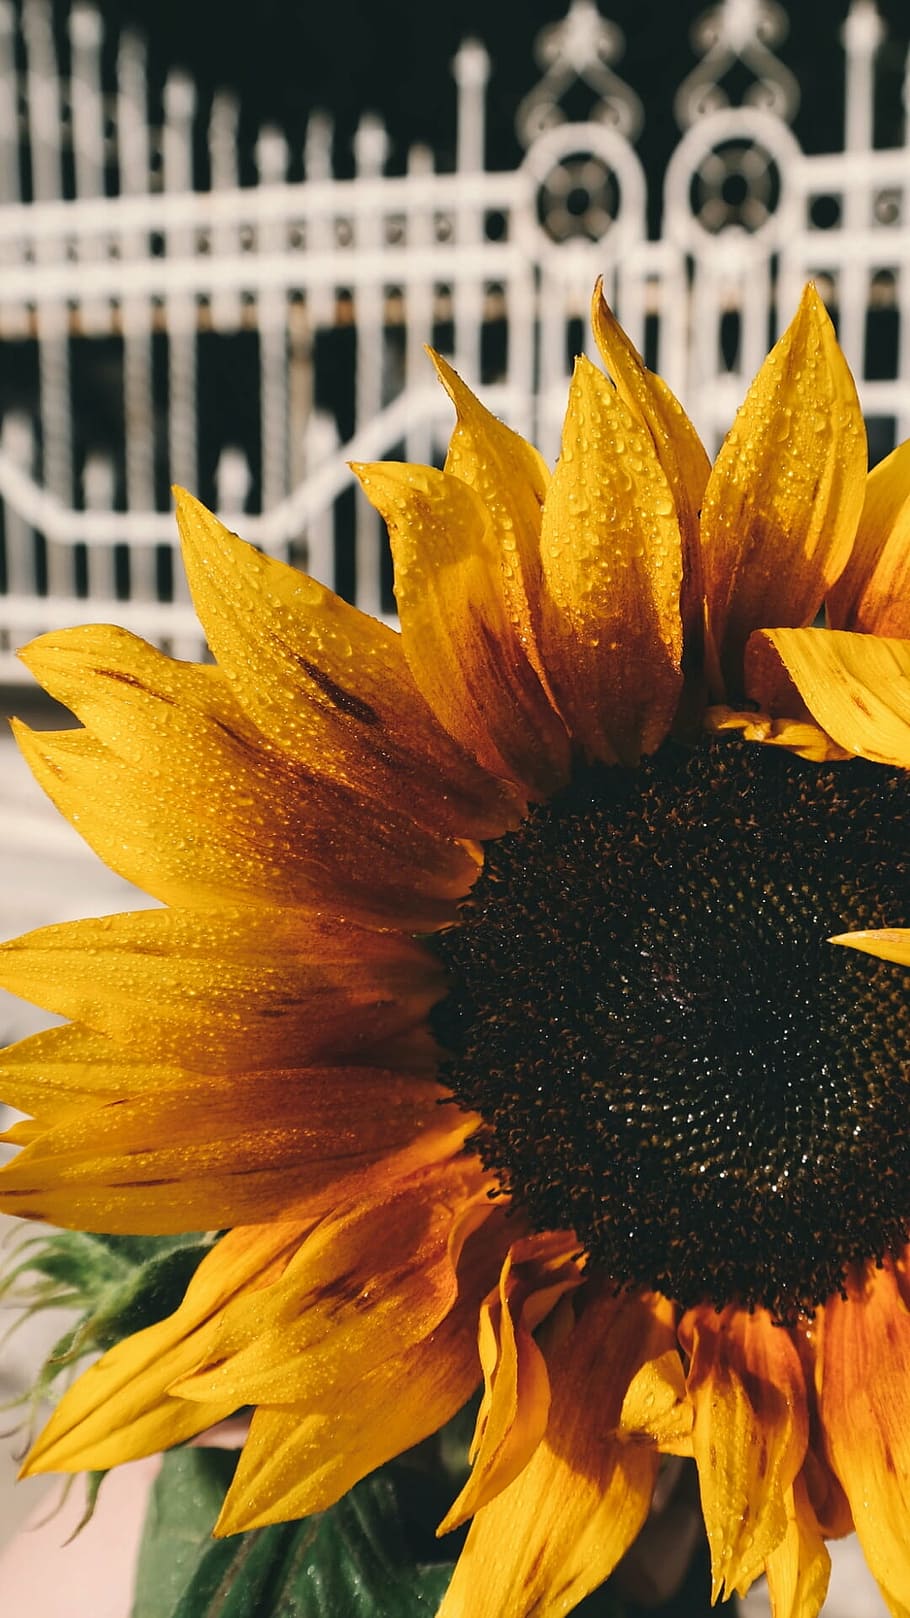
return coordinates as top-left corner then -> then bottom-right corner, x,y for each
827,929 -> 910,966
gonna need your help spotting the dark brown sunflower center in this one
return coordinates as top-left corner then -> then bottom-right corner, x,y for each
431,736 -> 910,1321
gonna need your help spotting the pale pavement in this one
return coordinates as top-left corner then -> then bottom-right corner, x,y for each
0,707 -> 889,1616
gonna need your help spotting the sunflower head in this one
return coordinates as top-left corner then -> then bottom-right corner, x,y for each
2,280 -> 910,1618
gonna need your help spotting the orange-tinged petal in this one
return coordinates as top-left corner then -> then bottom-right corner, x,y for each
537,355 -> 683,763
0,907 -> 442,1073
23,1222 -> 308,1475
591,280 -> 710,653
440,1229 -> 584,1531
174,489 -> 522,840
680,1303 -> 808,1601
430,349 -> 555,692
829,437 -> 910,637
0,1068 -> 466,1232
749,628 -> 910,766
817,1260 -> 910,1618
214,1205 -> 514,1532
172,1154 -> 490,1407
14,627 -> 476,929
354,459 -> 569,798
704,705 -> 850,762
828,928 -> 910,967
437,1284 -> 670,1618
700,285 -> 866,694
763,1478 -> 831,1618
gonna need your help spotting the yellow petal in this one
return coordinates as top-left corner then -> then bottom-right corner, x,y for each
750,628 -> 910,766
763,1478 -> 831,1618
174,490 -> 521,840
700,285 -> 866,694
680,1303 -> 808,1601
817,1260 -> 910,1618
0,1067 -> 464,1232
214,1205 -> 514,1532
437,1285 -> 669,1618
440,1230 -> 584,1531
15,627 -> 475,929
354,458 -> 569,798
537,355 -> 683,763
430,350 -> 555,693
704,705 -> 850,762
172,1154 -> 489,1407
591,280 -> 710,654
23,1222 -> 307,1474
829,928 -> 910,967
619,1348 -> 693,1456
0,1023 -> 190,1126
829,437 -> 910,637
0,907 -> 442,1073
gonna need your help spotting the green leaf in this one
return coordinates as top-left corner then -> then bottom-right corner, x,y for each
131,1449 -> 240,1618
130,1453 -> 455,1618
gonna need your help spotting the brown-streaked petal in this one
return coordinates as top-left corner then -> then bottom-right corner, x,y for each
213,1204 -> 515,1533
439,1229 -> 584,1532
679,1303 -> 808,1602
15,627 -> 477,929
22,1222 -> 308,1475
816,1260 -> 910,1618
762,1478 -> 831,1618
0,1067 -> 468,1232
748,628 -> 910,766
171,1154 -> 492,1407
436,1284 -> 671,1618
591,280 -> 710,655
429,350 -> 555,693
700,286 -> 866,696
354,459 -> 569,799
174,490 -> 522,841
537,355 -> 684,764
828,437 -> 910,637
0,907 -> 443,1073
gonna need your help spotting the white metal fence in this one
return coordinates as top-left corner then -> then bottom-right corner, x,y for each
0,0 -> 908,675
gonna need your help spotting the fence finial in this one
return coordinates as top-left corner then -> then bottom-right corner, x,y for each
515,0 -> 642,147
674,0 -> 799,128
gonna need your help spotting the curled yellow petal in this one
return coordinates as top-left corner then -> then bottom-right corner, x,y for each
439,1230 -> 584,1532
763,1478 -> 831,1618
817,1261 -> 910,1618
750,628 -> 910,766
701,285 -> 866,694
681,1303 -> 808,1602
437,1285 -> 669,1618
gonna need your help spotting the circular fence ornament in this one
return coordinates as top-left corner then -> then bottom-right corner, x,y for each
517,119 -> 646,256
663,104 -> 802,256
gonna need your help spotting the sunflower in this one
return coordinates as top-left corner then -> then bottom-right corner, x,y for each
1,281 -> 910,1618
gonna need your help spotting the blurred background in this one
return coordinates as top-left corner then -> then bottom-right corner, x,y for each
1,0 -> 909,1610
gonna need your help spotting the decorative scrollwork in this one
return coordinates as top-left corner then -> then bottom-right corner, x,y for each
690,136 -> 780,234
515,0 -> 642,148
674,0 -> 800,129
